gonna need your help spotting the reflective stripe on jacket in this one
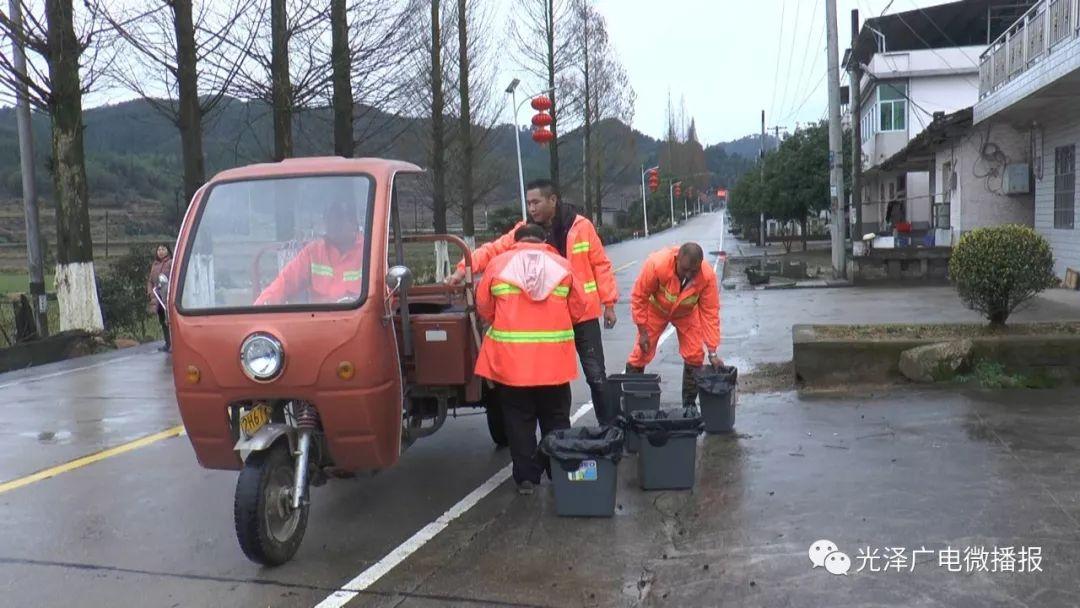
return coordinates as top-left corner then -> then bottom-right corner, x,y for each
630,246 -> 721,351
458,214 -> 617,321
254,238 -> 365,305
474,242 -> 590,387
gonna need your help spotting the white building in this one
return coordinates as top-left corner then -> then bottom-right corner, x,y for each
878,107 -> 1035,247
846,1 -> 1035,237
975,0 -> 1080,279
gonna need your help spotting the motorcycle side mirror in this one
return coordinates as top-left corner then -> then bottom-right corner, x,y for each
386,265 -> 412,295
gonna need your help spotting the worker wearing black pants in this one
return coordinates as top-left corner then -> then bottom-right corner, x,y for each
574,319 -> 612,425
497,383 -> 572,485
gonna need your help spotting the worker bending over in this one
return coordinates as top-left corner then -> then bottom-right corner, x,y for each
626,243 -> 723,407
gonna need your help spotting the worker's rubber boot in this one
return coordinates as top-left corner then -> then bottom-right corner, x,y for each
682,364 -> 699,408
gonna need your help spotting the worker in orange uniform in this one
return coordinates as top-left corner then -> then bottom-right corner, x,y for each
626,243 -> 723,407
449,178 -> 619,425
474,224 -> 590,495
255,201 -> 365,306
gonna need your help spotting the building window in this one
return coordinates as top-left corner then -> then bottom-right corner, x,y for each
878,83 -> 907,132
935,162 -> 952,229
1055,145 -> 1075,229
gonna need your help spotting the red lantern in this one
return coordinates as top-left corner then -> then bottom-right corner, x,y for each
531,127 -> 554,145
530,95 -> 552,111
674,184 -> 682,197
647,169 -> 660,193
531,112 -> 553,127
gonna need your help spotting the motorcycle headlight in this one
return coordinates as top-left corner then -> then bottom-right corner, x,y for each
240,333 -> 284,382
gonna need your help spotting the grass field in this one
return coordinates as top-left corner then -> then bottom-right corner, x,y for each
0,272 -> 53,296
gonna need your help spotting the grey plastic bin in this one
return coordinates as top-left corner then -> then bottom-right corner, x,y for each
697,366 -> 738,433
604,373 -> 660,428
621,382 -> 661,453
540,427 -> 624,517
630,408 -> 703,490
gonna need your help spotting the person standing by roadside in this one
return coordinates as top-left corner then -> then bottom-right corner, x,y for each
474,224 -> 590,495
626,242 -> 723,407
147,244 -> 173,352
449,179 -> 619,424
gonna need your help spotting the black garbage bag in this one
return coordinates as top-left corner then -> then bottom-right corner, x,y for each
697,365 -> 738,395
629,408 -> 704,447
540,426 -> 624,470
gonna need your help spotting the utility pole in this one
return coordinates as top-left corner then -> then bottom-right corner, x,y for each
10,0 -> 47,337
668,181 -> 677,228
826,0 -> 848,278
759,110 -> 766,247
850,8 -> 864,243
769,125 -> 787,145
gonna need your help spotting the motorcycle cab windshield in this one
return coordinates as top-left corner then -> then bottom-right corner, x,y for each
176,174 -> 375,313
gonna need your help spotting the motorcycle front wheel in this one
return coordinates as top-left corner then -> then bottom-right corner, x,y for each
234,442 -> 309,566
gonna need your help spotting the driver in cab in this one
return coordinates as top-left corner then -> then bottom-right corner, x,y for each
254,201 -> 364,306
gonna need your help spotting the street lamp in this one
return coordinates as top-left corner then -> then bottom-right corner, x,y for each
505,79 -> 555,222
669,181 -> 681,228
640,165 -> 659,238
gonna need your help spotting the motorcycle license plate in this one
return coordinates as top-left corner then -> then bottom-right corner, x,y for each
240,404 -> 271,437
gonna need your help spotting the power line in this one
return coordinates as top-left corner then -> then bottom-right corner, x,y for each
777,0 -> 822,123
780,19 -> 827,124
905,0 -> 980,68
768,0 -> 788,124
775,0 -> 804,126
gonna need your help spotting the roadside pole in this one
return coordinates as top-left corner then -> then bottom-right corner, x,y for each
826,0 -> 848,278
668,182 -> 676,228
640,165 -> 649,238
759,110 -> 765,247
850,9 -> 864,244
10,0 -> 47,337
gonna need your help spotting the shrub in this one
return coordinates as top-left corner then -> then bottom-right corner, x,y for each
949,224 -> 1057,326
486,205 -> 521,236
597,224 -> 631,246
97,246 -> 158,340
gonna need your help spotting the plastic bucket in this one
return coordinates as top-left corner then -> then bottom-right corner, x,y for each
605,373 -> 660,424
550,458 -> 619,517
699,387 -> 735,433
621,382 -> 661,453
540,427 -> 624,518
631,409 -> 703,491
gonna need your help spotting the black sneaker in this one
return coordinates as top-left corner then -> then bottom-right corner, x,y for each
516,481 -> 535,495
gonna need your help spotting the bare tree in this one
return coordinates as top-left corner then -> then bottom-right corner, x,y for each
429,0 -> 447,234
225,0 -> 325,161
510,0 -> 574,188
330,0 -> 351,156
562,1 -> 634,224
89,0 -> 255,206
455,0 -> 473,241
0,0 -> 115,331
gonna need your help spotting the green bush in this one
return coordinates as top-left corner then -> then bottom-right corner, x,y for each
597,224 -> 631,246
486,205 -> 522,236
949,224 -> 1057,326
97,246 -> 159,340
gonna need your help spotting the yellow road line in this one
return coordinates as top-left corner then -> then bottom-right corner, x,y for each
0,424 -> 186,495
614,260 -> 638,273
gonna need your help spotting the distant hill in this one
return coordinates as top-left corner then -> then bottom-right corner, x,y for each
0,97 -> 760,224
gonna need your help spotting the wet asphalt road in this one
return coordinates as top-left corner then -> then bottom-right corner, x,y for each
0,212 -> 728,607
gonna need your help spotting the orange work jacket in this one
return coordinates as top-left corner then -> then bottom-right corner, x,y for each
458,215 -> 616,322
630,246 -> 721,351
474,242 -> 591,387
254,238 -> 364,305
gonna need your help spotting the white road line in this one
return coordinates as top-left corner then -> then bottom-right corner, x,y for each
316,225 -> 717,607
0,352 -> 144,390
614,260 -> 638,273
315,400 -> 598,608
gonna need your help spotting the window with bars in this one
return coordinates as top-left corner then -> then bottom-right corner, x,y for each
1055,145 -> 1075,229
934,162 -> 952,229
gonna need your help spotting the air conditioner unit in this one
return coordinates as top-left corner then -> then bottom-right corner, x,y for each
1004,163 -> 1031,194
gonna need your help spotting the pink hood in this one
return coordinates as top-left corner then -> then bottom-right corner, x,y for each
496,247 -> 569,301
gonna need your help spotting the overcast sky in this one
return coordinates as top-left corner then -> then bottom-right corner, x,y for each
502,0 -> 969,146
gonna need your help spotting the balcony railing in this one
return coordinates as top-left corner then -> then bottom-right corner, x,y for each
979,0 -> 1080,98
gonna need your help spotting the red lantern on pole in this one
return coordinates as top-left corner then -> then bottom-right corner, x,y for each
532,127 -> 554,145
647,169 -> 660,193
531,112 -> 553,128
530,95 -> 552,111
674,183 -> 682,198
